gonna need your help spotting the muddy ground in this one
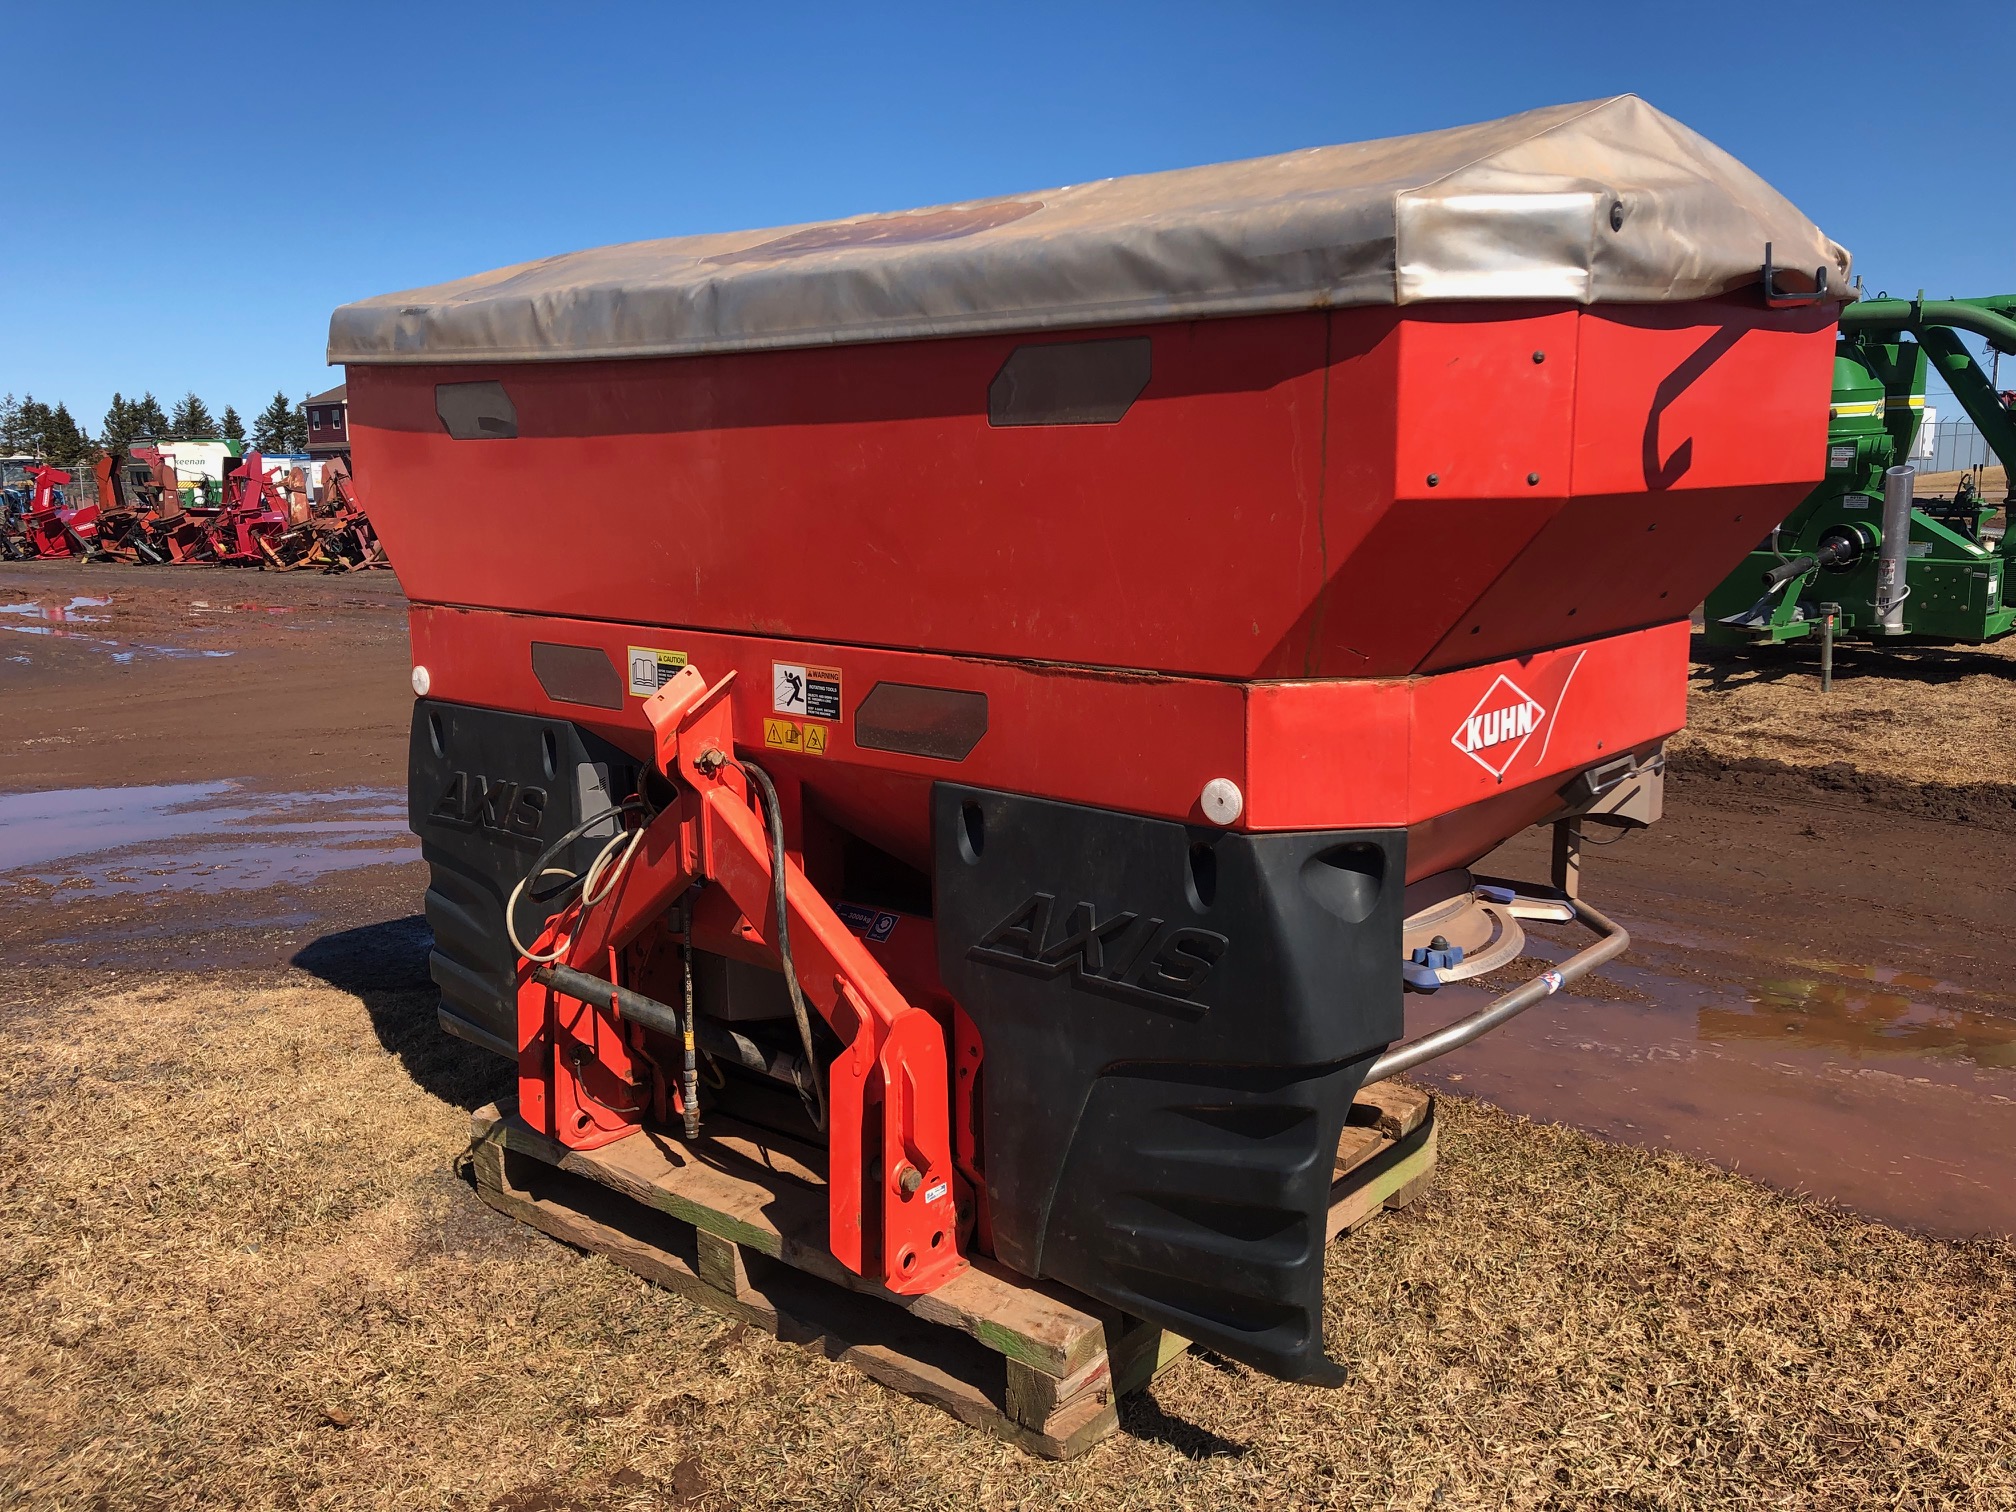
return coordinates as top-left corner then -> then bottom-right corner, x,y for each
2,561 -> 2015,1506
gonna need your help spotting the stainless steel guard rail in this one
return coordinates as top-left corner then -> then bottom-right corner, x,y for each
1362,894 -> 1630,1085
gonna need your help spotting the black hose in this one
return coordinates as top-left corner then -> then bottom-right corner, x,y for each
531,962 -> 816,1098
503,800 -> 644,961
1761,553 -> 1820,589
737,760 -> 828,1134
1761,534 -> 1855,588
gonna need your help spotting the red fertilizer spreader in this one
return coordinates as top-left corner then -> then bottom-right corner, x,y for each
334,97 -> 1846,1382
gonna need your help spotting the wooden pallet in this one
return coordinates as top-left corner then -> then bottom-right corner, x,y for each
466,1081 -> 1434,1459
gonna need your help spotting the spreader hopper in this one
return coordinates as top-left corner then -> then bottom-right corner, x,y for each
334,95 -> 1846,1384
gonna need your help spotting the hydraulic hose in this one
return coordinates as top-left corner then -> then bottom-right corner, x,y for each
504,801 -> 644,963
678,898 -> 700,1140
531,963 -> 818,1101
737,760 -> 829,1134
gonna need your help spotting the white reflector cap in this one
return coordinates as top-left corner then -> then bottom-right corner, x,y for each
1200,777 -> 1243,826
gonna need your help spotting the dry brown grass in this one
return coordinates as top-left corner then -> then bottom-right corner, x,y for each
1914,466 -> 2007,499
4,966 -> 2014,1509
1678,631 -> 2016,790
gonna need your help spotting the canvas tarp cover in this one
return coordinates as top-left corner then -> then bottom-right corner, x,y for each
327,95 -> 1850,367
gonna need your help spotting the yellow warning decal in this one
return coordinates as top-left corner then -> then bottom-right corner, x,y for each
626,646 -> 689,697
764,717 -> 827,755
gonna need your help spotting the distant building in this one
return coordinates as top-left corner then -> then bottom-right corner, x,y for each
305,384 -> 349,460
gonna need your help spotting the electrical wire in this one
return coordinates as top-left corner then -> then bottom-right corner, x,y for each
504,801 -> 645,964
580,824 -> 646,907
737,760 -> 828,1134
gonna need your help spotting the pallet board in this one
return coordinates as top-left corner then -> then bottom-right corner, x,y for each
467,1081 -> 1435,1459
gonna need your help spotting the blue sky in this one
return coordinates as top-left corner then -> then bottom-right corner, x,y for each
5,0 -> 2012,428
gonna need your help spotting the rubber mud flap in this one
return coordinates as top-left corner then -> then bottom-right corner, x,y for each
408,701 -> 640,1050
933,784 -> 1405,1383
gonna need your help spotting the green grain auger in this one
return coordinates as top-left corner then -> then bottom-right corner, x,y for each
1706,296 -> 2016,646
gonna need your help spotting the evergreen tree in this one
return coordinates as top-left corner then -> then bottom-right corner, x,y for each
42,403 -> 93,467
250,391 -> 295,453
102,393 -> 140,456
0,394 -> 22,453
13,396 -> 52,457
131,392 -> 169,439
219,404 -> 246,445
169,392 -> 217,438
288,394 -> 311,453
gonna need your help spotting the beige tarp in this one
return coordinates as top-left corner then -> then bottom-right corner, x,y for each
327,95 -> 1850,367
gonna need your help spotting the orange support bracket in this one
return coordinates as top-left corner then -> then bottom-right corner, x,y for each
515,663 -> 964,1296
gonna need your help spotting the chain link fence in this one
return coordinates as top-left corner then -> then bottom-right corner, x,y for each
1913,416 -> 1998,475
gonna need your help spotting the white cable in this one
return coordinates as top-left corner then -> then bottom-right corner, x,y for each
581,824 -> 645,907
507,865 -> 582,964
503,801 -> 643,964
508,826 -> 642,964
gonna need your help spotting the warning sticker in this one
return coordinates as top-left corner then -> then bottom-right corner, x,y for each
763,717 -> 829,755
773,661 -> 842,721
1827,444 -> 1856,471
627,646 -> 688,697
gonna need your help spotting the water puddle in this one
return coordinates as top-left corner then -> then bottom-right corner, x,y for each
188,600 -> 294,615
0,593 -> 233,660
1,594 -> 117,644
0,594 -> 112,622
1716,976 -> 2016,1068
0,781 -> 417,894
1408,924 -> 2016,1240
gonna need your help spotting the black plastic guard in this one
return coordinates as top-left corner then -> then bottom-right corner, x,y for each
932,784 -> 1406,1384
408,702 -> 640,1052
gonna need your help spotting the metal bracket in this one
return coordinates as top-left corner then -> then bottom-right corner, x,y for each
1761,242 -> 1830,309
515,661 -> 966,1296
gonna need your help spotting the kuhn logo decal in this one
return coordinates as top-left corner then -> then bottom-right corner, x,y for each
968,892 -> 1226,1019
1452,675 -> 1547,778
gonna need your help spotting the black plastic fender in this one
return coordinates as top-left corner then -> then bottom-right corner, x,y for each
932,783 -> 1405,1384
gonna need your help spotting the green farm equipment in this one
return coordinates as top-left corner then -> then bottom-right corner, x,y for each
1705,296 -> 2016,646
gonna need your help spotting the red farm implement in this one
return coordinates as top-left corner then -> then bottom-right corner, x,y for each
264,458 -> 391,571
0,449 -> 388,571
191,451 -> 290,566
332,95 -> 1849,1438
2,466 -> 103,560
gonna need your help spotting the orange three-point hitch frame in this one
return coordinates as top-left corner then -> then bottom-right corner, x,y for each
513,665 -> 966,1295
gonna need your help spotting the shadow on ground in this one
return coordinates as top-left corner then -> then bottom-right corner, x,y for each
291,916 -> 511,1112
1120,1387 -> 1248,1460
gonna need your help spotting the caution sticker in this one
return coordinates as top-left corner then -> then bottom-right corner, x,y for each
627,646 -> 688,697
773,661 -> 842,722
764,717 -> 829,755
